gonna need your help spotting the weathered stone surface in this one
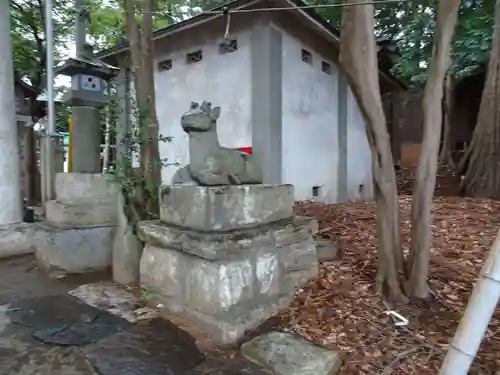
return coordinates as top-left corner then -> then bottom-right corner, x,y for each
176,296 -> 293,345
281,267 -> 318,294
315,239 -> 339,261
254,252 -> 281,296
185,256 -> 254,314
55,172 -> 117,204
45,200 -> 117,229
159,184 -> 294,231
0,222 -> 46,258
69,282 -> 159,323
138,220 -> 184,249
139,240 -> 318,345
83,318 -> 205,375
138,216 -> 316,261
112,193 -> 143,285
35,223 -> 113,277
140,245 -> 185,299
278,238 -> 318,272
141,244 -> 255,315
241,331 -> 343,375
273,217 -> 317,247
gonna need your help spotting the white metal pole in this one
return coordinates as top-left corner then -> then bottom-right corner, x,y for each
44,0 -> 56,202
439,229 -> 500,375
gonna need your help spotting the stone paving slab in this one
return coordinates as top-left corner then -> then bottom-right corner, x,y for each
83,318 -> 206,375
69,282 -> 159,323
241,331 -> 342,375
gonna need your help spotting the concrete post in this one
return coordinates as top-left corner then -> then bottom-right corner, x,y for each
0,2 -> 23,225
72,106 -> 102,173
250,23 -> 283,184
69,0 -> 103,174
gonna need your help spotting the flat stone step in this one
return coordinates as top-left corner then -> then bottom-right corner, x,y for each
241,331 -> 342,375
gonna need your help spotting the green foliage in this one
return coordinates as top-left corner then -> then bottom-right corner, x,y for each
10,0 -> 72,89
307,0 -> 496,86
106,83 -> 175,221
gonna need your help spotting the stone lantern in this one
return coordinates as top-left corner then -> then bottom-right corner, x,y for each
55,44 -> 119,173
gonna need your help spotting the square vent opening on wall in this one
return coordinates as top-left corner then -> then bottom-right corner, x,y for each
322,61 -> 332,75
186,50 -> 203,64
301,49 -> 313,65
312,186 -> 324,202
219,39 -> 238,54
158,59 -> 172,72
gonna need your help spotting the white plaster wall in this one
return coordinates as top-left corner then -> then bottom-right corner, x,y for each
154,30 -> 252,184
280,28 -> 339,203
346,87 -> 373,200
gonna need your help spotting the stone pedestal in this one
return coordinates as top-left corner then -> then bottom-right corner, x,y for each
139,185 -> 318,344
35,173 -> 118,277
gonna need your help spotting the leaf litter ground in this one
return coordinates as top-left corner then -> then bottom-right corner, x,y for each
272,167 -> 500,375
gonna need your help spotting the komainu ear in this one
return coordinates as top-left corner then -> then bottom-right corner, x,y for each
190,101 -> 199,109
200,101 -> 212,113
211,106 -> 221,120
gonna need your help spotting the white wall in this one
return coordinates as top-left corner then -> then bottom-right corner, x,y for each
154,30 -> 252,184
280,28 -> 339,203
346,87 -> 373,200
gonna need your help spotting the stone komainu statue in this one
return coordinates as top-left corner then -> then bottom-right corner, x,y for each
172,101 -> 263,186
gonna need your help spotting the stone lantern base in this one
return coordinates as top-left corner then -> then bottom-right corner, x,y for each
35,173 -> 118,277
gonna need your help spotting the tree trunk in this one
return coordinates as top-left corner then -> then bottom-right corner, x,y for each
460,0 -> 500,198
339,0 -> 406,303
406,0 -> 460,299
122,0 -> 161,214
139,0 -> 161,213
439,71 -> 456,166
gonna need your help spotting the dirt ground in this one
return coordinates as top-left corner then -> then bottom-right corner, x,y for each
273,166 -> 500,374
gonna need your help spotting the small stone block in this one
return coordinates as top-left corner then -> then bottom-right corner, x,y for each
45,200 -> 117,229
315,239 -> 339,261
159,184 -> 294,231
35,223 -> 113,277
241,331 -> 343,375
273,216 -> 318,247
0,222 -> 46,258
55,173 -> 117,204
279,238 -> 318,272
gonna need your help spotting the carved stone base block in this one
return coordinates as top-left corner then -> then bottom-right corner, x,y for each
35,172 -> 118,277
45,200 -> 116,229
35,222 -> 113,278
139,187 -> 318,345
159,184 -> 294,231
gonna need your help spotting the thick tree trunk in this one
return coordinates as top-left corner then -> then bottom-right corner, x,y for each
339,0 -> 406,303
461,0 -> 500,198
122,0 -> 161,214
439,71 -> 456,166
407,0 -> 460,299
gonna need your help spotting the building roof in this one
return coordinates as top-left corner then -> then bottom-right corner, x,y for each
96,0 -> 406,90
